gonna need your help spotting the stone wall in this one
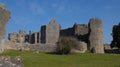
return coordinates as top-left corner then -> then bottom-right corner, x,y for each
60,24 -> 89,43
30,44 -> 57,52
29,32 -> 40,44
18,30 -> 26,43
8,32 -> 18,42
0,3 -> 11,53
74,24 -> 88,35
8,30 -> 26,44
41,25 -> 46,43
4,41 -> 57,53
60,27 -> 75,37
89,18 -> 104,53
74,24 -> 89,43
41,18 -> 60,44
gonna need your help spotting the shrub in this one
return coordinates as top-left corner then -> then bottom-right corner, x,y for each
84,50 -> 91,53
111,23 -> 120,49
56,37 -> 78,54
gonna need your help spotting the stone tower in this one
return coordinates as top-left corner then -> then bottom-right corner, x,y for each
0,3 -> 11,53
41,18 -> 60,44
89,18 -> 104,53
18,30 -> 26,43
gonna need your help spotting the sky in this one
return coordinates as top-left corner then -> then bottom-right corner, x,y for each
0,0 -> 120,44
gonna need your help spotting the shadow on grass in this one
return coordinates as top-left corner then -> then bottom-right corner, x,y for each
105,49 -> 120,54
45,52 -> 78,55
46,52 -> 64,55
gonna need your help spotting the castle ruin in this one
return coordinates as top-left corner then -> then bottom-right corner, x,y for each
8,18 -> 104,53
0,3 -> 11,53
0,2 -> 104,54
8,18 -> 60,45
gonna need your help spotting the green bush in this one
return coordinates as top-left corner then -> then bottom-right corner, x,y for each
84,50 -> 91,53
111,23 -> 120,48
56,37 -> 78,54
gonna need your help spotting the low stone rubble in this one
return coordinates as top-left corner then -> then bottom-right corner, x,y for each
0,56 -> 23,67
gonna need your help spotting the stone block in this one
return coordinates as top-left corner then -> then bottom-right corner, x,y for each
0,56 -> 23,67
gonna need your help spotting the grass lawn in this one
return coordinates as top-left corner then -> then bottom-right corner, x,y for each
0,50 -> 120,67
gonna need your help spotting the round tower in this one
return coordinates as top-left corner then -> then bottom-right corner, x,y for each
89,18 -> 104,53
0,3 -> 11,53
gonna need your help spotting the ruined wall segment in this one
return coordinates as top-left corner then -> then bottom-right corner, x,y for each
0,3 -> 11,53
60,23 -> 89,43
60,27 -> 74,37
30,32 -> 40,44
18,30 -> 26,43
74,24 -> 88,36
60,23 -> 89,52
8,30 -> 27,44
8,32 -> 18,42
73,24 -> 89,43
0,3 -> 10,40
41,25 -> 46,43
41,18 -> 60,44
89,18 -> 104,53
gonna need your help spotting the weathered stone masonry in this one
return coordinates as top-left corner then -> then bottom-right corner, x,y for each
60,24 -> 89,43
8,30 -> 26,43
60,18 -> 104,53
9,18 -> 60,45
89,18 -> 104,53
8,18 -> 104,53
41,18 -> 60,44
0,3 -> 11,53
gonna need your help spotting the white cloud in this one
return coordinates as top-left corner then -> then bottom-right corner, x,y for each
104,6 -> 113,9
55,4 -> 65,14
50,0 -> 66,14
51,3 -> 58,8
29,2 -> 45,15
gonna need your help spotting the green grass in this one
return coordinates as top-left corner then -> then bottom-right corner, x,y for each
0,50 -> 120,67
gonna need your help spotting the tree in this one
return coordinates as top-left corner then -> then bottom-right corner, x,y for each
56,37 -> 78,54
111,23 -> 120,48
